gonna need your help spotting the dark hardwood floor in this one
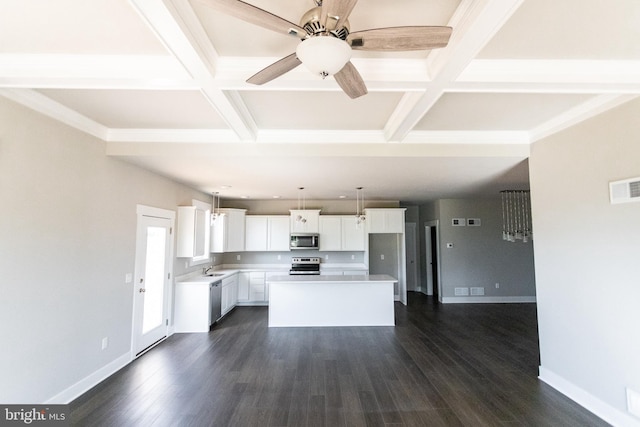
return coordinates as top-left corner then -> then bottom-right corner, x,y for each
70,293 -> 608,426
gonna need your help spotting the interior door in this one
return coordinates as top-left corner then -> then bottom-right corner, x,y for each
405,223 -> 418,292
133,208 -> 174,356
425,225 -> 434,295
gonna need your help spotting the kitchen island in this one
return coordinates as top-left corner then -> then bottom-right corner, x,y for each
267,274 -> 397,327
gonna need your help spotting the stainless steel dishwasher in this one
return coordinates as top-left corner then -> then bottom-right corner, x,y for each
209,280 -> 222,326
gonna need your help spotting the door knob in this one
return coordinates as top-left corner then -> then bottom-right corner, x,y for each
139,288 -> 146,293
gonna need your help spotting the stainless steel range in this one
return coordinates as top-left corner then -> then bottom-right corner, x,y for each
289,257 -> 321,275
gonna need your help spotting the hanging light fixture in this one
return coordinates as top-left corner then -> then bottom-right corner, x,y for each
296,35 -> 352,79
355,187 -> 366,226
500,190 -> 532,243
296,187 -> 307,224
211,192 -> 221,223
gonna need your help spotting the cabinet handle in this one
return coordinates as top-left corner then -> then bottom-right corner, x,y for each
139,288 -> 146,293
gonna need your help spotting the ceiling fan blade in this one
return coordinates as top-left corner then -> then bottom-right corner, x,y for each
320,0 -> 358,31
347,26 -> 452,51
246,53 -> 301,85
199,0 -> 306,38
334,61 -> 367,99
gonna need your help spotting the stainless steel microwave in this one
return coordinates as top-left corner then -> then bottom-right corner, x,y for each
290,233 -> 319,250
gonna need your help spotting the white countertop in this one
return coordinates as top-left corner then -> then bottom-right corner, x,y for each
267,274 -> 396,283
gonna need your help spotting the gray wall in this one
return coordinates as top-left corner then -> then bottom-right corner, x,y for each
0,97 -> 210,403
437,198 -> 536,300
368,234 -> 400,295
529,98 -> 640,423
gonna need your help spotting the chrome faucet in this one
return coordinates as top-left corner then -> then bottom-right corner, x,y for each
203,265 -> 214,274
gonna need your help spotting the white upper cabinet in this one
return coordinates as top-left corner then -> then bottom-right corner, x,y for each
341,216 -> 366,250
319,216 -> 342,251
290,209 -> 320,233
211,208 -> 246,253
177,199 -> 211,262
318,216 -> 366,251
245,215 -> 290,252
365,208 -> 406,234
268,216 -> 290,251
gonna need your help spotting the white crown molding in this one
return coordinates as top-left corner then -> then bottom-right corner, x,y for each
0,88 -> 108,139
404,130 -> 530,145
255,129 -> 388,145
530,94 -> 638,142
0,53 -> 190,83
459,59 -> 640,85
107,128 -> 240,143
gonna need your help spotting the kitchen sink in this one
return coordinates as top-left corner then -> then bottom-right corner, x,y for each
205,272 -> 225,277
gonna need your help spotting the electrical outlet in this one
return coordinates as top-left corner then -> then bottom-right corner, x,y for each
236,254 -> 241,261
351,255 -> 355,260
184,261 -> 188,269
125,273 -> 132,284
495,283 -> 500,289
277,254 -> 281,260
101,337 -> 109,350
380,254 -> 385,260
325,254 -> 329,260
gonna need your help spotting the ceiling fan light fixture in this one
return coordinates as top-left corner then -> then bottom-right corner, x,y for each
296,36 -> 352,78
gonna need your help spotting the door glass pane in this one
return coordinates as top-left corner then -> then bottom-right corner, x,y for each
143,226 -> 166,333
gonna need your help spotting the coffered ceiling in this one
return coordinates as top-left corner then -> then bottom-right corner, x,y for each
1,0 -> 638,202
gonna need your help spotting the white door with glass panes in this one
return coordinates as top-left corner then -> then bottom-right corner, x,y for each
132,206 -> 174,356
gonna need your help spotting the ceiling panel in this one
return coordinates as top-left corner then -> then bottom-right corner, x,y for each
38,89 -> 229,129
0,0 -> 167,54
414,93 -> 596,131
479,0 -> 640,60
240,91 -> 403,130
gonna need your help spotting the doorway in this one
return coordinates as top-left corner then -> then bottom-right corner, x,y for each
425,221 -> 441,302
132,205 -> 175,357
405,223 -> 419,292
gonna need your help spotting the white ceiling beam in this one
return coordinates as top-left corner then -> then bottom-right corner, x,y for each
130,0 -> 257,141
458,59 -> 640,86
530,94 -> 638,142
0,88 -> 108,140
384,0 -> 526,143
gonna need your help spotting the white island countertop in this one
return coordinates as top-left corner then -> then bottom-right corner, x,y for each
267,274 -> 397,327
267,274 -> 396,283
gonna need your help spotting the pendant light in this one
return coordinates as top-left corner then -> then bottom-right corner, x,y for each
500,190 -> 532,243
211,192 -> 221,223
355,187 -> 366,226
296,187 -> 307,224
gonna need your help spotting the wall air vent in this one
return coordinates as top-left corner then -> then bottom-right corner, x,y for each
609,177 -> 640,204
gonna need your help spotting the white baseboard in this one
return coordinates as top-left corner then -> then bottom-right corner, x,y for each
539,366 -> 640,427
44,352 -> 131,404
441,296 -> 536,304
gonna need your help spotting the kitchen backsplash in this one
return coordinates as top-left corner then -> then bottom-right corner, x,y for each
219,250 -> 365,266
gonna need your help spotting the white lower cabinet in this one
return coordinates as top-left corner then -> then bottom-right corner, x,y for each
237,271 -> 250,302
221,275 -> 238,316
249,271 -> 266,302
174,281 -> 216,333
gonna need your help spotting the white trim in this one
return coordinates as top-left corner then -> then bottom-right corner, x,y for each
441,296 -> 536,303
136,204 -> 176,219
44,352 -> 131,404
539,366 -> 640,427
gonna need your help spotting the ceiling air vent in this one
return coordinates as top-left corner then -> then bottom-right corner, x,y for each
609,177 -> 640,204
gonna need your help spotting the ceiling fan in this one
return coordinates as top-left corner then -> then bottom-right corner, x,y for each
200,0 -> 452,98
